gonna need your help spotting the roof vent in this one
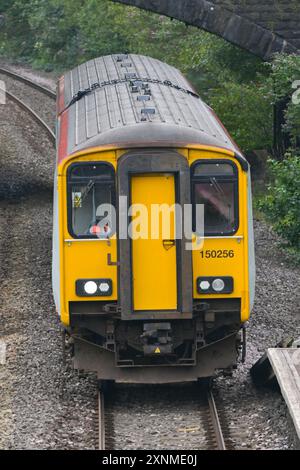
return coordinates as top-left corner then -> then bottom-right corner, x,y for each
128,80 -> 152,95
141,108 -> 155,115
125,72 -> 137,80
131,80 -> 143,87
116,54 -> 128,62
142,84 -> 151,95
121,62 -> 132,67
137,95 -> 151,101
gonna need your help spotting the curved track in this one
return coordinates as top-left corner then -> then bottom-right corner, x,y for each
0,66 -> 56,100
4,89 -> 56,144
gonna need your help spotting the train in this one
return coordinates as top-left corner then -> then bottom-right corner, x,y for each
52,54 -> 255,384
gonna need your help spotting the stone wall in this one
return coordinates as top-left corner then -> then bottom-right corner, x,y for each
213,0 -> 300,49
112,0 -> 300,59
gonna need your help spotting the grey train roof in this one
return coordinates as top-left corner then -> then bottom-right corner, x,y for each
59,54 -> 242,157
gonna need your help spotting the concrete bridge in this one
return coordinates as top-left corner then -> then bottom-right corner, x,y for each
111,0 -> 300,60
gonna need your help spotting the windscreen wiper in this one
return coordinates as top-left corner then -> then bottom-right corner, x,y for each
81,179 -> 94,203
210,177 -> 225,197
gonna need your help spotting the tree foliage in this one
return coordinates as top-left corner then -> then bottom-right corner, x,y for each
258,154 -> 300,249
266,54 -> 300,146
0,0 -> 299,156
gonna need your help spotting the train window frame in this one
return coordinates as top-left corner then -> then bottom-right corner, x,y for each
66,161 -> 116,239
191,159 -> 239,236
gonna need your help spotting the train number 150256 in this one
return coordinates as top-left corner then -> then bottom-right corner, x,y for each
200,249 -> 235,258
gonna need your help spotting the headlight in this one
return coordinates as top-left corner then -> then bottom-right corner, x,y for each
76,279 -> 112,297
197,276 -> 233,294
212,278 -> 225,292
84,281 -> 98,295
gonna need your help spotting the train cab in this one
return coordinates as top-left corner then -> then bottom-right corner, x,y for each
52,54 -> 255,383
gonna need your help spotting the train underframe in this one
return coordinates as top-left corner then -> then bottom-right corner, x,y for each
65,298 -> 243,383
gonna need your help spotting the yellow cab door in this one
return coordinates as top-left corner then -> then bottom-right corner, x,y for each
131,173 -> 177,311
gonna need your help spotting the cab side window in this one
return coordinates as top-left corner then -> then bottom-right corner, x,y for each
191,161 -> 238,235
67,163 -> 115,238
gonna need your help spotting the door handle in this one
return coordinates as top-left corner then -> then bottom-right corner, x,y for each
162,239 -> 176,250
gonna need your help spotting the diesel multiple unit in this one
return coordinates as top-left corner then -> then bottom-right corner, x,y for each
52,54 -> 255,383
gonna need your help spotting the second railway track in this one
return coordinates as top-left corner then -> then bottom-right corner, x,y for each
0,65 -> 56,138
0,66 -> 56,99
4,88 -> 55,144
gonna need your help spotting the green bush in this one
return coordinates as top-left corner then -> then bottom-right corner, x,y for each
209,81 -> 273,153
258,153 -> 300,249
265,54 -> 300,148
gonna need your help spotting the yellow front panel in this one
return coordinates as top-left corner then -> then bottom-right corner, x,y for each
59,151 -> 118,325
131,174 -> 177,311
192,238 -> 245,297
58,146 -> 250,325
189,149 -> 250,322
63,239 -> 118,304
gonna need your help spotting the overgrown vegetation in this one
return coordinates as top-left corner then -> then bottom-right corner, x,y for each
257,153 -> 300,252
0,0 -> 299,251
0,0 -> 272,153
267,54 -> 300,146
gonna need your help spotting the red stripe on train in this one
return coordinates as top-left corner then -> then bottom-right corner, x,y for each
57,77 -> 65,115
58,112 -> 68,164
57,76 -> 69,164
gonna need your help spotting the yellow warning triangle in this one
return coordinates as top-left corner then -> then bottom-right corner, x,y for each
154,347 -> 161,354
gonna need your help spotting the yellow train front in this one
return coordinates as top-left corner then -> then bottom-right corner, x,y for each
52,54 -> 255,383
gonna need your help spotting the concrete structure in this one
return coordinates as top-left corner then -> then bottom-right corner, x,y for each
268,348 -> 300,444
112,0 -> 300,59
0,340 -> 6,366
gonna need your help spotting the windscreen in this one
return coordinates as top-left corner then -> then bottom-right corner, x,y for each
192,161 -> 238,235
67,163 -> 115,238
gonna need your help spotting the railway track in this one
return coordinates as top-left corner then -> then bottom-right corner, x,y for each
0,68 -> 56,144
206,389 -> 226,449
98,390 -> 106,450
4,89 -> 56,144
97,387 -> 115,450
96,384 -> 228,450
0,66 -> 56,100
